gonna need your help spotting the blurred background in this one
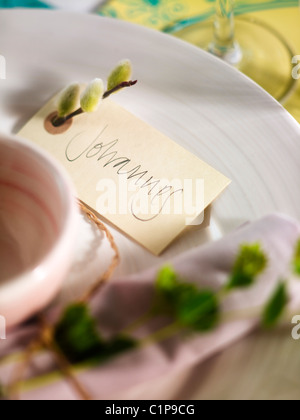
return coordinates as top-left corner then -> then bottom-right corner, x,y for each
1,0 -> 300,123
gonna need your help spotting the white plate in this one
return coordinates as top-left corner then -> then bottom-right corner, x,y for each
1,10 -> 300,398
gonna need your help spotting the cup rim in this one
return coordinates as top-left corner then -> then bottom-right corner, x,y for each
0,131 -> 78,292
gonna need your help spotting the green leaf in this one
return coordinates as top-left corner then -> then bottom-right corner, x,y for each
155,266 -> 220,331
227,243 -> 268,290
293,239 -> 300,276
155,265 -> 179,304
80,78 -> 104,113
57,82 -> 80,118
107,59 -> 132,92
155,266 -> 194,310
175,289 -> 220,332
54,304 -> 137,365
262,281 -> 289,329
54,303 -> 105,364
102,336 -> 137,361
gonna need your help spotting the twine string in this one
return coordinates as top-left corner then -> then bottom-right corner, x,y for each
78,200 -> 120,302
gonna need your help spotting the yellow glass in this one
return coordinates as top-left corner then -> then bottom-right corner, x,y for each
168,0 -> 296,103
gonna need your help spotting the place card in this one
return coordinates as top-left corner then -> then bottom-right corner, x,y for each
19,91 -> 230,255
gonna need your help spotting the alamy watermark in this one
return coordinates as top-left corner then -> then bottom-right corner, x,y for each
0,55 -> 6,80
292,55 -> 300,80
291,315 -> 300,340
0,316 -> 6,340
95,177 -> 205,226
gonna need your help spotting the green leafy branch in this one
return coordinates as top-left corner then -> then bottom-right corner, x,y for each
3,239 -> 300,400
52,59 -> 137,127
53,241 -> 300,366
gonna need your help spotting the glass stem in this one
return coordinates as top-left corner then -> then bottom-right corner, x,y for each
209,0 -> 242,66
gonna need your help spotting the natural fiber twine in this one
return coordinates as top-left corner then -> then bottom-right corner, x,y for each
78,200 -> 120,302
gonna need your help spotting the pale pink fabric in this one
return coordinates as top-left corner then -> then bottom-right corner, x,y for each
0,214 -> 299,400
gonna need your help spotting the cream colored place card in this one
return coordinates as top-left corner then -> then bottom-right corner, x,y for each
19,93 -> 230,255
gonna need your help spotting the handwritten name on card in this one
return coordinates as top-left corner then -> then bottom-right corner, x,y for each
19,93 -> 230,254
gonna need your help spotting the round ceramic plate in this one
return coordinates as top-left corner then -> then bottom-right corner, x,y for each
1,10 -> 300,399
1,10 -> 300,286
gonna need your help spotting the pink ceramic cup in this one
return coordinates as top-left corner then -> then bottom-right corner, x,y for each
0,133 -> 78,329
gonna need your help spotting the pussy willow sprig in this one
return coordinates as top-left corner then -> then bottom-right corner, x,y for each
52,59 -> 137,127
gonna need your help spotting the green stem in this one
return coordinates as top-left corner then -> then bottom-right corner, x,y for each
121,308 -> 156,336
138,322 -> 181,350
221,306 -> 262,324
217,287 -> 229,300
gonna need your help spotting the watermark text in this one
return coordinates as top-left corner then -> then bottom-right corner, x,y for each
291,315 -> 300,340
96,177 -> 205,226
292,55 -> 300,80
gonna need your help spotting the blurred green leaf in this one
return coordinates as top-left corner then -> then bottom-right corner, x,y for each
175,289 -> 220,332
227,243 -> 267,290
155,265 -> 179,306
102,336 -> 137,361
54,303 -> 137,365
262,281 -> 288,329
54,303 -> 105,364
293,240 -> 300,276
155,267 -> 197,312
155,266 -> 220,331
